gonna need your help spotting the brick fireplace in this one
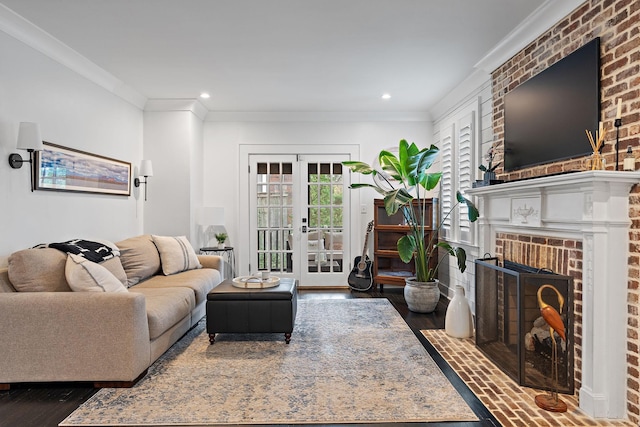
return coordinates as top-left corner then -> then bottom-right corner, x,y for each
468,170 -> 640,420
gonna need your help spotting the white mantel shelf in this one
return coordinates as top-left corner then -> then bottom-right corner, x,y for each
467,170 -> 640,420
468,169 -> 640,194
468,171 -> 640,194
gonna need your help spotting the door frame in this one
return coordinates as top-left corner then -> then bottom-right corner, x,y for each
238,144 -> 359,282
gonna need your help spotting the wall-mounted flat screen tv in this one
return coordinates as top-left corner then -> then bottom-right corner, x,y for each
504,37 -> 600,172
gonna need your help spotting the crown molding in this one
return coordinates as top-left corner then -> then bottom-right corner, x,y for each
144,99 -> 209,121
0,3 -> 147,109
474,0 -> 586,73
429,69 -> 491,122
205,111 -> 431,122
430,0 -> 585,119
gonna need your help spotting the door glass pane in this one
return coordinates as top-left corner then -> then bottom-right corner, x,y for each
306,162 -> 344,273
269,207 -> 280,227
257,208 -> 268,228
333,207 -> 343,227
309,207 -> 318,228
309,186 -> 318,205
283,184 -> 293,205
256,162 -> 293,273
332,185 -> 343,205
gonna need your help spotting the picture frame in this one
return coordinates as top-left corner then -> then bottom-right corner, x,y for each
35,142 -> 131,196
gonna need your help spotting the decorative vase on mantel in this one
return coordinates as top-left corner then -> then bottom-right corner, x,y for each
483,171 -> 497,184
404,278 -> 440,313
444,285 -> 474,339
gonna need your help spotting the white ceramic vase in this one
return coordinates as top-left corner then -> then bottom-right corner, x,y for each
444,285 -> 474,338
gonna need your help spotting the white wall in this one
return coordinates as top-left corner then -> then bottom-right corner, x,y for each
142,110 -> 204,242
203,117 -> 432,275
0,31 -> 144,266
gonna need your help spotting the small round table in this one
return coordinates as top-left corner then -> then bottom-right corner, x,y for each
200,246 -> 235,279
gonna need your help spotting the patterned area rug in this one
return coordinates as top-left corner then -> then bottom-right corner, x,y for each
61,299 -> 478,426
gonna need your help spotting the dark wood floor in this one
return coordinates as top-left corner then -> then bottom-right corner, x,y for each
0,286 -> 499,427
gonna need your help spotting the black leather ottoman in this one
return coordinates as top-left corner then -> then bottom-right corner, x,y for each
206,278 -> 297,344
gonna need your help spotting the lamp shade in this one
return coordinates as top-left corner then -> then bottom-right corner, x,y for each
197,207 -> 225,225
16,122 -> 43,151
139,160 -> 153,177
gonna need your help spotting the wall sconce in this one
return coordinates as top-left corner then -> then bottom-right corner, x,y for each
8,122 -> 44,192
134,160 -> 153,201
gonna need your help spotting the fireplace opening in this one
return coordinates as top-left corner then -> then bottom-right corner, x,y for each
475,258 -> 574,394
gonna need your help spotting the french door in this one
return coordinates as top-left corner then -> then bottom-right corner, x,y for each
248,154 -> 350,287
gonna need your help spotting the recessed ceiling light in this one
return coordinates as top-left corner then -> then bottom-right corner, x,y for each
381,93 -> 391,100
200,92 -> 210,99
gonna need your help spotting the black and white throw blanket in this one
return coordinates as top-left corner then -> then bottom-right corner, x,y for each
48,239 -> 118,263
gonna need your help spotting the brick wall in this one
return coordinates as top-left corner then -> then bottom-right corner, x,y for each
490,1 -> 639,421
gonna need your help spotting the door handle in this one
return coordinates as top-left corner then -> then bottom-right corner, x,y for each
302,225 -> 307,233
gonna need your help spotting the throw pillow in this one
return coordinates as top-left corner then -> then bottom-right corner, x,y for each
101,256 -> 128,287
151,235 -> 202,275
116,235 -> 162,287
65,254 -> 128,293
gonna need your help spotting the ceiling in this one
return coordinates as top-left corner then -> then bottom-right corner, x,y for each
1,0 -> 548,113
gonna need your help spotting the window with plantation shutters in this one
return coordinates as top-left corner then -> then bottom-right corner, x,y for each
437,98 -> 479,246
457,113 -> 474,244
440,124 -> 454,236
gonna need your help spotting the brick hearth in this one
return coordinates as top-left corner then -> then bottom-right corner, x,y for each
423,330 -> 635,427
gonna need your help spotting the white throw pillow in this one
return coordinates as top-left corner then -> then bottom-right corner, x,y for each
152,235 -> 202,275
65,254 -> 128,293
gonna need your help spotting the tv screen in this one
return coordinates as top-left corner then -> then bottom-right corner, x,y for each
504,38 -> 600,172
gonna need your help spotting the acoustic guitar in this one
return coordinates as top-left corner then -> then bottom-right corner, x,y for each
347,221 -> 374,291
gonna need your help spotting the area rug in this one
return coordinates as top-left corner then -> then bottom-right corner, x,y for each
61,299 -> 478,426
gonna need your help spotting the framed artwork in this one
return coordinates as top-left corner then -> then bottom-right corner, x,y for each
35,142 -> 131,196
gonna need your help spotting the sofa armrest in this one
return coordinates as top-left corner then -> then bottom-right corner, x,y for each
197,255 -> 225,277
0,292 -> 150,384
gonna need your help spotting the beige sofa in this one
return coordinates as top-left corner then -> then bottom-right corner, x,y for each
0,234 -> 223,389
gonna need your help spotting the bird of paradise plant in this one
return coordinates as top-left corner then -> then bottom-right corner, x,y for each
343,139 -> 479,283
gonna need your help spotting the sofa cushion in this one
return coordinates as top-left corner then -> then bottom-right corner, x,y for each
151,235 -> 202,275
8,248 -> 71,292
131,287 -> 195,340
116,235 -> 161,287
102,256 -> 128,286
0,269 -> 16,293
65,254 -> 128,293
134,268 -> 221,305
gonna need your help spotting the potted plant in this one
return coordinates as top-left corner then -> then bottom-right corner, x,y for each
214,232 -> 228,249
479,146 -> 500,184
343,139 -> 479,313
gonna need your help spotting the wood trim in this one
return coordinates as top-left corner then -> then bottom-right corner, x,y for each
93,369 -> 148,389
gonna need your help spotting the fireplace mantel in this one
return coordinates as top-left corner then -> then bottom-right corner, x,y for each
467,170 -> 640,419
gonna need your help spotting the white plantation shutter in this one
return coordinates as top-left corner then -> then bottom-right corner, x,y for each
457,113 -> 474,243
440,125 -> 454,235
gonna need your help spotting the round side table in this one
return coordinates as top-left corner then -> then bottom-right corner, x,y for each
200,246 -> 235,279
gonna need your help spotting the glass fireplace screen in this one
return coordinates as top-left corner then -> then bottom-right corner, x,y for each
475,258 -> 574,394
